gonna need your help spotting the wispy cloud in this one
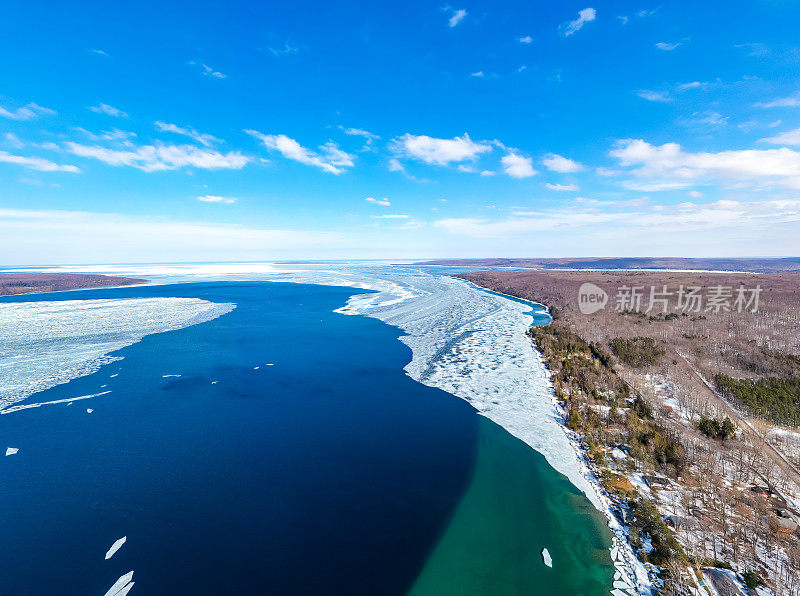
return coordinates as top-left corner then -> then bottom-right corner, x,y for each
519,35 -> 533,44
372,214 -> 409,219
636,89 -> 673,103
391,133 -> 492,166
65,141 -> 248,172
190,61 -> 227,79
678,111 -> 729,132
365,197 -> 391,206
735,42 -> 769,57
546,182 -> 579,191
0,102 -> 56,121
470,71 -> 485,78
756,94 -> 800,108
761,127 -> 800,146
154,121 -> 220,147
246,131 -> 355,174
89,49 -> 110,57
542,153 -> 583,173
444,7 -> 467,28
501,153 -> 537,178
197,195 -> 236,204
0,208 -> 343,263
433,199 -> 800,239
655,41 -> 683,51
560,8 -> 596,37
0,150 -> 80,173
267,42 -> 300,57
88,103 -> 128,118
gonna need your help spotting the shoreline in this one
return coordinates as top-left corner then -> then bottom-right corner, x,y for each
462,276 -> 648,592
520,298 -> 651,595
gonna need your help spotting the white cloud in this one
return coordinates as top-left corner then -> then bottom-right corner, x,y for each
372,214 -> 409,219
89,49 -> 110,57
65,141 -> 248,172
0,150 -> 80,173
246,130 -> 354,174
689,190 -> 704,198
190,61 -> 227,79
560,8 -> 596,37
365,197 -> 391,206
0,208 -> 343,264
501,153 -> 538,178
470,71 -> 485,78
197,195 -> 236,204
0,102 -> 55,121
519,35 -> 533,44
617,15 -> 628,25
679,111 -> 729,131
542,153 -> 583,173
5,133 -> 24,148
447,8 -> 467,27
391,133 -> 492,166
676,81 -> 705,91
267,42 -> 299,57
611,138 -> 800,190
340,127 -> 380,146
756,94 -> 800,108
88,103 -> 128,118
636,90 -> 673,103
546,182 -> 579,191
388,158 -> 405,173
480,170 -> 495,176
655,41 -> 682,51
761,127 -> 800,146
155,121 -> 220,146
736,42 -> 769,57
433,199 -> 800,238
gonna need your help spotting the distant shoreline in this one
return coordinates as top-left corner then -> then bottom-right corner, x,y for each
0,272 -> 148,297
417,256 -> 800,274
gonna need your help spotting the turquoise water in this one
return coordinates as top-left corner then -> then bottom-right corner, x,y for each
0,280 -> 613,594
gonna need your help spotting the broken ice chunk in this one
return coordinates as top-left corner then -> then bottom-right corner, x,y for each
541,548 -> 552,568
103,570 -> 133,596
5,447 -> 19,456
105,536 -> 127,559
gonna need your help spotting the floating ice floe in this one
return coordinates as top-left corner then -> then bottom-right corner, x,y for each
105,536 -> 127,559
265,363 -> 274,366
87,408 -> 94,414
103,570 -> 134,596
542,548 -> 552,568
0,297 -> 235,410
1,391 -> 110,415
110,374 -> 119,378
162,374 -> 181,378
253,366 -> 260,370
5,447 -> 19,456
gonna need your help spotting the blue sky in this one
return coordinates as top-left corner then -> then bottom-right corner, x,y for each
2,0 -> 800,263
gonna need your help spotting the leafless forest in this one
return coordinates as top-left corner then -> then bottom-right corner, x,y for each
0,273 -> 146,296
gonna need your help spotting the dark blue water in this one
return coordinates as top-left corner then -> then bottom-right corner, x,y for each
1,282 -> 479,594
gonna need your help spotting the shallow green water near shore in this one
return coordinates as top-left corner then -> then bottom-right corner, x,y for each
410,418 -> 614,595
